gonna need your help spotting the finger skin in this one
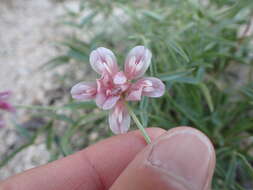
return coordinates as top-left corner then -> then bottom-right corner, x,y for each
0,128 -> 165,190
110,127 -> 216,190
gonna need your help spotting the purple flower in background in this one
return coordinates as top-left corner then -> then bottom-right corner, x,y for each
0,91 -> 15,127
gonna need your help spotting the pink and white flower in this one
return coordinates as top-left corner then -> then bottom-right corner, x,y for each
71,46 -> 165,134
0,91 -> 15,113
0,91 -> 16,128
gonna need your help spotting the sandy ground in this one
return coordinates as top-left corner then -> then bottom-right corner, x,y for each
0,0 -> 77,179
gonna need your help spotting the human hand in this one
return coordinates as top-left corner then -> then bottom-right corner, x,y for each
0,127 -> 215,190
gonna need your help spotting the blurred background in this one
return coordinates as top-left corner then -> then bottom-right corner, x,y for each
0,0 -> 253,189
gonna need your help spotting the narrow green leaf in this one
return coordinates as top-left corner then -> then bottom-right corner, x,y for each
240,84 -> 253,99
40,56 -> 70,70
196,67 -> 205,81
15,105 -> 56,111
142,10 -> 164,21
67,49 -> 89,62
172,77 -> 199,84
158,69 -> 195,82
61,21 -> 81,28
167,40 -> 190,63
199,83 -> 214,112
80,12 -> 97,27
63,102 -> 96,110
39,112 -> 74,124
225,152 -> 237,188
236,153 -> 253,179
46,121 -> 54,150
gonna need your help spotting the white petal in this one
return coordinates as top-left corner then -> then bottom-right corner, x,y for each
125,88 -> 143,101
90,47 -> 118,76
124,46 -> 152,79
142,77 -> 165,97
102,96 -> 120,110
71,82 -> 97,101
109,102 -> 130,134
95,93 -> 107,109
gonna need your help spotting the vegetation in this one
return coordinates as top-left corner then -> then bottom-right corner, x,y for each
1,0 -> 253,189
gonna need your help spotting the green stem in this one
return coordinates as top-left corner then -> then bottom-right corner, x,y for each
128,108 -> 151,144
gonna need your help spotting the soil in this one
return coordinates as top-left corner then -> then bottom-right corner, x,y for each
0,0 -> 78,179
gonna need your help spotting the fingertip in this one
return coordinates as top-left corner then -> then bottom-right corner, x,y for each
110,126 -> 216,190
150,126 -> 216,190
165,126 -> 215,157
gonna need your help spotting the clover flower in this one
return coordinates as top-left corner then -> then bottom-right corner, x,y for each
0,91 -> 15,127
71,46 -> 165,135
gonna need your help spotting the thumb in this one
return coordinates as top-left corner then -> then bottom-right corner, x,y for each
110,127 -> 216,190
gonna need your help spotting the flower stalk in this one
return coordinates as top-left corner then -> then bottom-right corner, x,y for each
128,107 -> 151,144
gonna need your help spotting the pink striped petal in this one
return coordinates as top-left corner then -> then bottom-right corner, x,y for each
95,83 -> 120,110
90,47 -> 118,76
96,93 -> 120,110
102,95 -> 120,110
95,92 -> 107,109
126,77 -> 165,101
71,82 -> 97,101
96,74 -> 112,92
109,101 -> 130,134
138,77 -> 165,97
124,46 -> 152,79
125,87 -> 143,101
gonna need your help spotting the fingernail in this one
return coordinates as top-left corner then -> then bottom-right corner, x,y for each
148,128 -> 214,190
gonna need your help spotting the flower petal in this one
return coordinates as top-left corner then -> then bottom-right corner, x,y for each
90,47 -> 118,76
95,92 -> 107,109
102,95 -> 120,110
0,101 -> 15,112
109,101 -> 130,134
0,91 -> 15,112
125,87 -> 143,101
124,46 -> 152,79
0,91 -> 11,100
95,75 -> 120,110
71,82 -> 97,101
113,71 -> 127,85
139,77 -> 165,97
126,77 -> 165,101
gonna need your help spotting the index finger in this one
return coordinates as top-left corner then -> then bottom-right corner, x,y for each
0,127 -> 165,190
